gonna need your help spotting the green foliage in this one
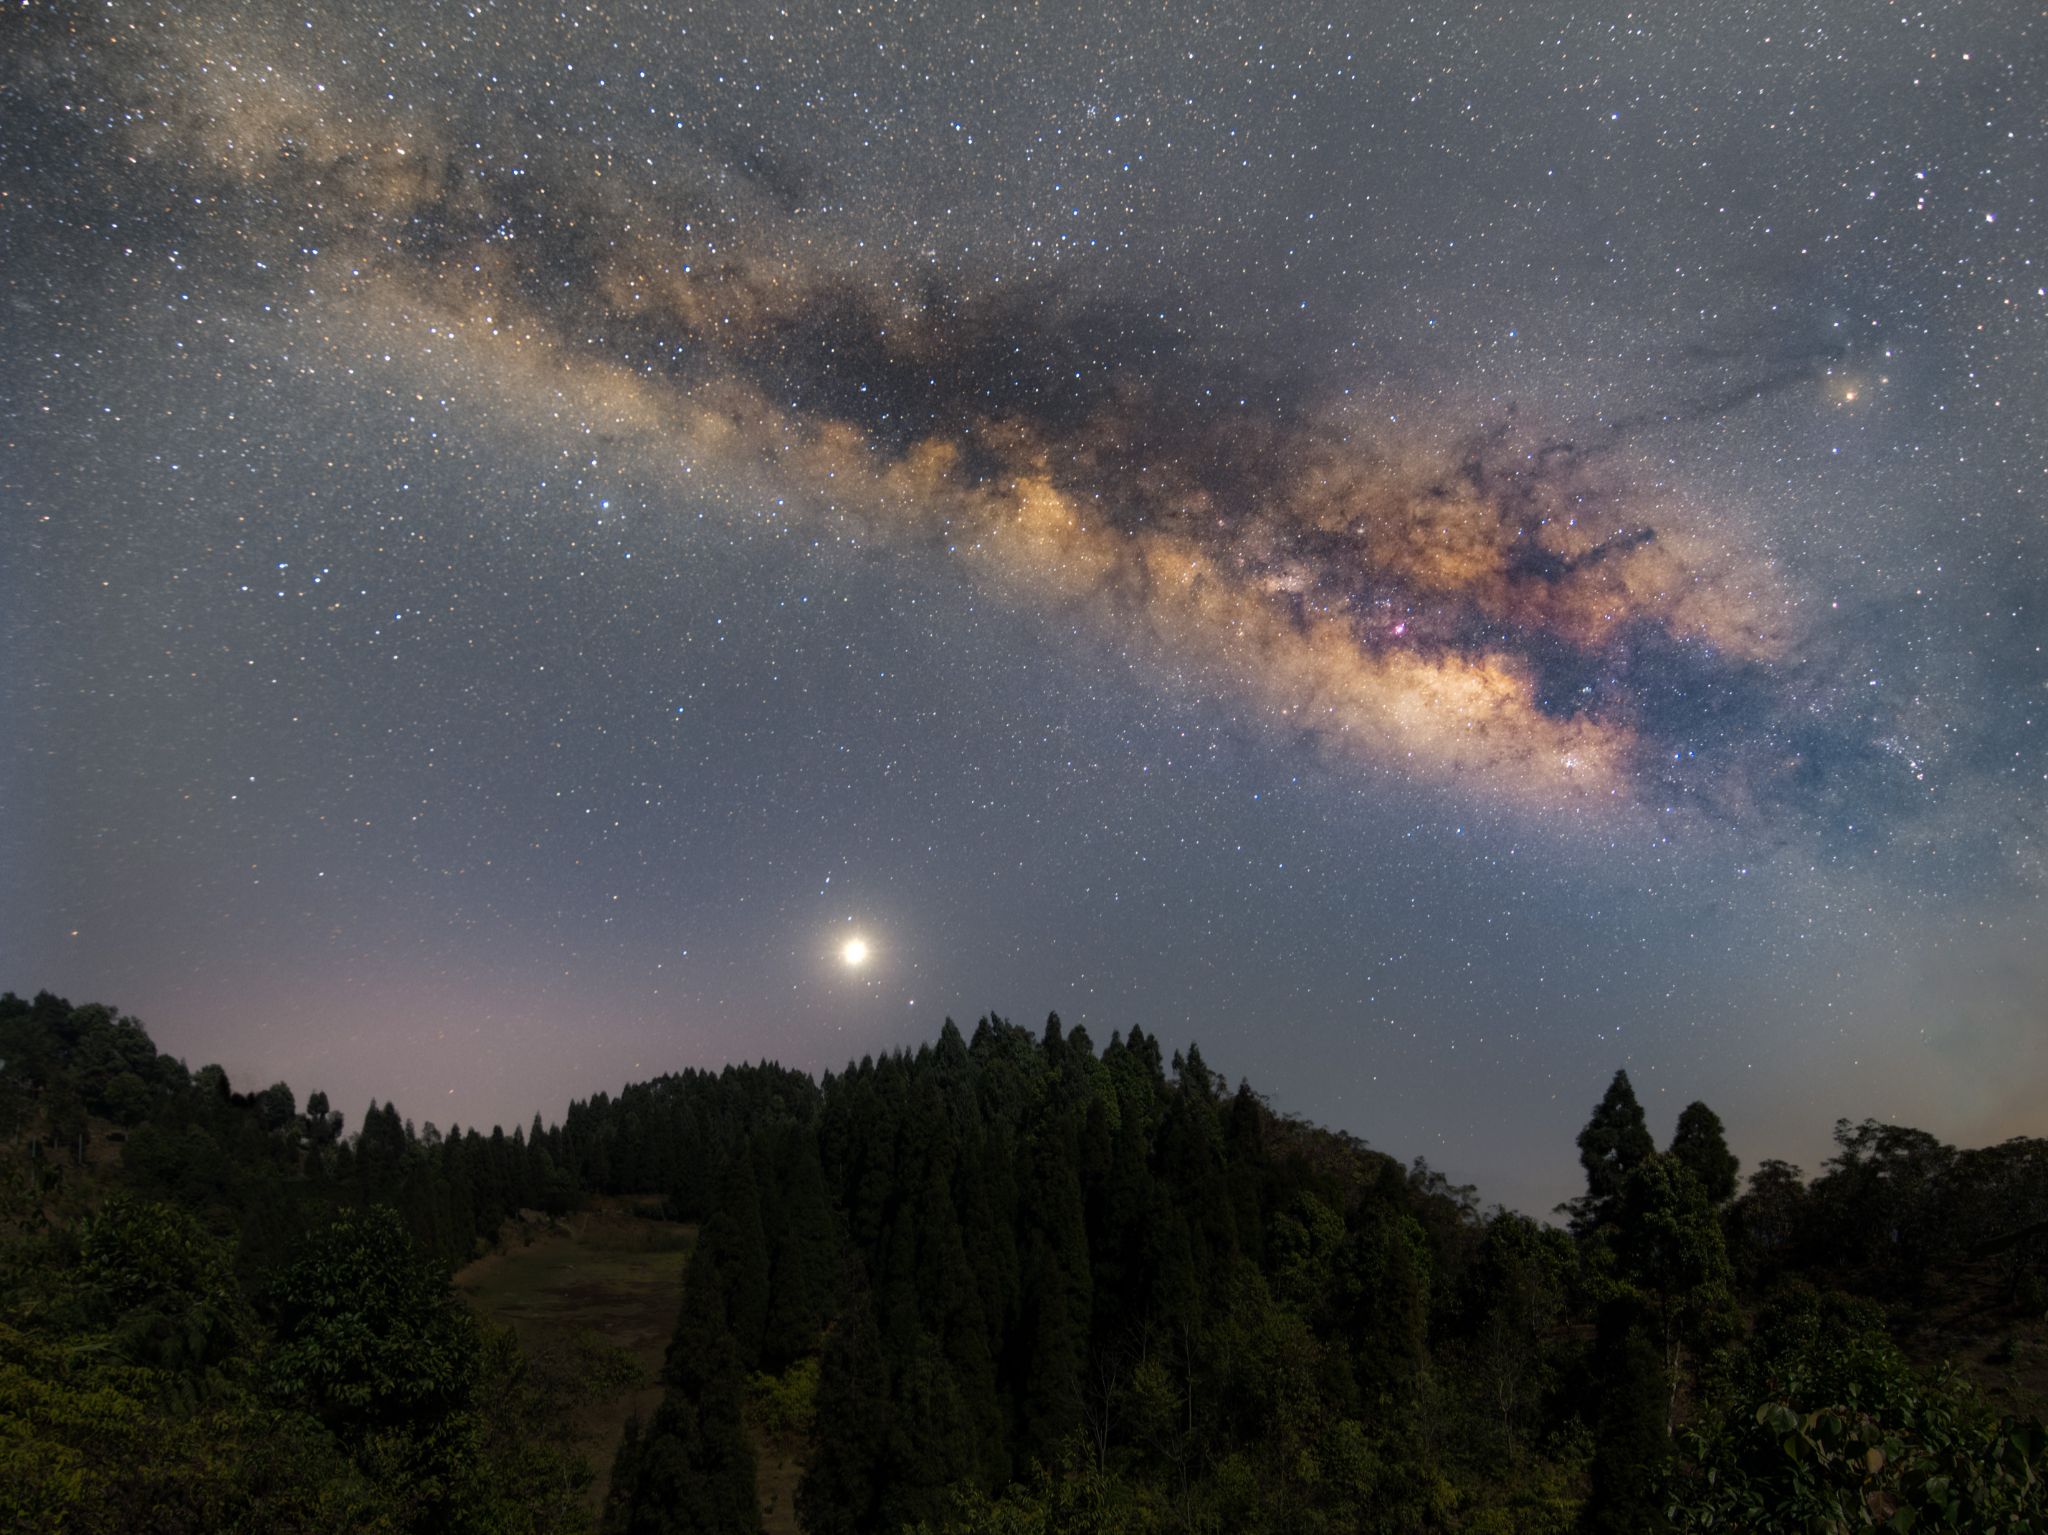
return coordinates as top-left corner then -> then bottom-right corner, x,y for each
904,1438 -> 1164,1535
74,1197 -> 252,1387
0,1317 -> 396,1534
608,1164 -> 763,1535
749,1355 -> 820,1439
0,1318 -> 212,1534
602,1385 -> 759,1535
1579,1149 -> 1737,1532
1726,1157 -> 1808,1287
269,1206 -> 480,1432
1673,1369 -> 2045,1531
11,988 -> 2048,1535
266,1205 -> 487,1521
1666,1286 -> 2048,1530
467,1323 -> 601,1534
1612,1157 -> 1737,1353
1459,1210 -> 1575,1460
1809,1119 -> 1959,1296
1457,1456 -> 1583,1535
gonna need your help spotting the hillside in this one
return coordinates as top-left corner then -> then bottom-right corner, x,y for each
3,988 -> 2044,1532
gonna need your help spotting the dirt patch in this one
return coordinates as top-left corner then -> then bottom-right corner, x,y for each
756,1432 -> 805,1535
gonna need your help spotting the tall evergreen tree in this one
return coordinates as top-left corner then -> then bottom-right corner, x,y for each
760,1129 -> 841,1370
798,1292 -> 894,1535
715,1151 -> 773,1371
604,1379 -> 759,1535
1668,1100 -> 1740,1204
1016,1117 -> 1092,1463
882,1332 -> 977,1529
1573,1069 -> 1656,1233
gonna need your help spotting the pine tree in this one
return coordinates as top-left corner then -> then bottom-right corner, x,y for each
882,1332 -> 976,1529
623,1191 -> 763,1534
1573,1069 -> 1656,1233
761,1130 -> 841,1370
716,1150 -> 773,1371
1668,1101 -> 1740,1204
798,1292 -> 893,1535
607,1381 -> 759,1535
1017,1120 -> 1091,1462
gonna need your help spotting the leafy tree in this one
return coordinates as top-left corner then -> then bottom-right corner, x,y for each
266,1204 -> 484,1519
1462,1210 -> 1574,1460
0,1319 -> 259,1535
1807,1119 -> 1959,1296
1724,1158 -> 1806,1286
15,993 -> 2048,1535
1670,1286 -> 2048,1532
253,1081 -> 298,1136
74,1197 -> 251,1389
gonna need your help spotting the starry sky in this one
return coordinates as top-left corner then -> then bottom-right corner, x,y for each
4,0 -> 2043,1214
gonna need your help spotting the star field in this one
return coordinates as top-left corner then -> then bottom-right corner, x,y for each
2,0 -> 2042,1212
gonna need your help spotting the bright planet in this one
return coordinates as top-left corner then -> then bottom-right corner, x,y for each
841,938 -> 870,969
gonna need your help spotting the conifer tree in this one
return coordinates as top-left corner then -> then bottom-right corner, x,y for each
1668,1100 -> 1740,1204
799,1292 -> 893,1535
1573,1069 -> 1656,1233
1017,1116 -> 1092,1463
605,1379 -> 759,1535
715,1150 -> 773,1371
760,1129 -> 841,1370
621,1188 -> 762,1534
882,1332 -> 977,1529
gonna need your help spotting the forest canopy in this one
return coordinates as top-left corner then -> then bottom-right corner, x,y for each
3,989 -> 2044,1533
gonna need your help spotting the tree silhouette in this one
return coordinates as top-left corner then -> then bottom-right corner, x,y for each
1668,1100 -> 1739,1204
1572,1069 -> 1656,1233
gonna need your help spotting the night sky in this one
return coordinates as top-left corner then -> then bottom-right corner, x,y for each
4,0 -> 2042,1214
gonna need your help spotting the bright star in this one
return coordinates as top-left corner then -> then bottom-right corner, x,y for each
841,937 -> 869,968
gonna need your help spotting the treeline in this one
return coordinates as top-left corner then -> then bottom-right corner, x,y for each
4,986 -> 2045,1532
2,988 -> 579,1273
591,1016 -> 2048,1534
0,990 -> 599,1531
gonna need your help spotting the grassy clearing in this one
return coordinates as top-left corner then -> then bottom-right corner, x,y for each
458,1199 -> 819,1529
457,1199 -> 695,1521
